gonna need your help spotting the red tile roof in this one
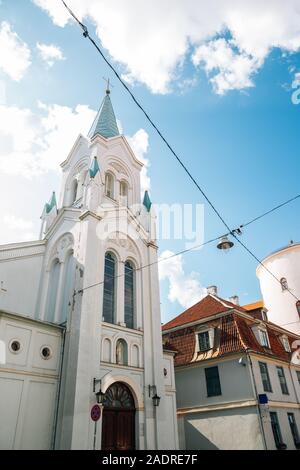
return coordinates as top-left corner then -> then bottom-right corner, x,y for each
162,295 -> 300,366
164,328 -> 196,366
219,314 -> 244,356
162,294 -> 246,331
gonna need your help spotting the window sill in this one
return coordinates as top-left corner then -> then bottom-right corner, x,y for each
197,348 -> 212,353
102,322 -> 143,335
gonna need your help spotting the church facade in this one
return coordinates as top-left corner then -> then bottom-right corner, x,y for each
0,88 -> 178,450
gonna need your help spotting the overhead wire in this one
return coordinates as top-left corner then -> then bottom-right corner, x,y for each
60,0 -> 300,304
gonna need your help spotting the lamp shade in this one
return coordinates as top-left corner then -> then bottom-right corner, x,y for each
152,393 -> 161,407
217,236 -> 234,251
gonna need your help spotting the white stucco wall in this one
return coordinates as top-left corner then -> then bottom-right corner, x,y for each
0,241 -> 45,318
162,352 -> 179,450
175,357 -> 254,410
181,407 -> 263,450
0,313 -> 63,449
263,406 -> 300,450
251,356 -> 300,404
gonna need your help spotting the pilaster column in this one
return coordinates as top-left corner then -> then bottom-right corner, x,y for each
54,261 -> 65,324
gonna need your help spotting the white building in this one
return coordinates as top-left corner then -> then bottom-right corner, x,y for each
162,292 -> 300,450
257,242 -> 300,335
0,87 -> 178,450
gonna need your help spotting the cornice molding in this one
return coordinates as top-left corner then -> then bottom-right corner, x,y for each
0,241 -> 46,262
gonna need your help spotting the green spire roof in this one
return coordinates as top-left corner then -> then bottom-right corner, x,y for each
89,90 -> 120,139
45,192 -> 57,214
89,156 -> 100,178
143,191 -> 152,212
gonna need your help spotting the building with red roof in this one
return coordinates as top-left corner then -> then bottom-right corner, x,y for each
162,293 -> 300,450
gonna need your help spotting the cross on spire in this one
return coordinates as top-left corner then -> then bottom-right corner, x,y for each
103,77 -> 113,95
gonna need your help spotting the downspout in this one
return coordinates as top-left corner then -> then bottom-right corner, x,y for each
246,350 -> 268,450
288,363 -> 300,407
51,324 -> 67,449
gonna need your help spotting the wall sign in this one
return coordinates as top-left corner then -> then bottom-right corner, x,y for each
91,404 -> 101,422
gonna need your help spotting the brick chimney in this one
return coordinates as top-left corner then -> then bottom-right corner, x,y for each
207,286 -> 218,296
229,295 -> 239,306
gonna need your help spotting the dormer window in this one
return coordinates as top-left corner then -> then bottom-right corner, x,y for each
198,329 -> 214,352
280,278 -> 288,291
261,310 -> 268,322
282,336 -> 291,353
259,328 -> 270,348
105,173 -> 114,199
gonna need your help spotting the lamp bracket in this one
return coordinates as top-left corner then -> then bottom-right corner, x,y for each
148,385 -> 157,397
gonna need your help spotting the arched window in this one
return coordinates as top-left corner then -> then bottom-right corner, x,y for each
296,301 -> 300,318
105,173 -> 114,199
70,178 -> 78,205
102,338 -> 112,363
61,252 -> 75,324
280,278 -> 288,291
124,261 -> 135,329
120,181 -> 128,206
116,339 -> 128,365
103,252 -> 116,324
131,344 -> 140,368
46,259 -> 61,322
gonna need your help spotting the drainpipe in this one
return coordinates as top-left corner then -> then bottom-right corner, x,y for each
288,363 -> 300,407
246,350 -> 268,450
51,324 -> 67,449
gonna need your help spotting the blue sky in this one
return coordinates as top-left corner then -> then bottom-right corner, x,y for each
1,0 -> 300,323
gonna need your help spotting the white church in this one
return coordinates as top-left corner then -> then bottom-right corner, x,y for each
0,87 -> 179,450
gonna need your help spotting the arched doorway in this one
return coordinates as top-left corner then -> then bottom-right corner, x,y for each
101,382 -> 136,450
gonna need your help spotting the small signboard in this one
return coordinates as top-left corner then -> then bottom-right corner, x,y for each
258,393 -> 268,405
91,404 -> 101,422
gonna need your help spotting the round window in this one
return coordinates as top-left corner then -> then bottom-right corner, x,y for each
41,346 -> 52,360
9,340 -> 21,354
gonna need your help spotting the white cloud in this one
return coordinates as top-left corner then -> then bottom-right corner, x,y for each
0,101 -> 150,185
37,42 -> 65,67
126,128 -> 150,192
0,215 -> 36,244
0,21 -> 31,81
192,38 -> 262,95
0,102 -> 96,177
159,250 -> 205,309
33,0 -> 300,94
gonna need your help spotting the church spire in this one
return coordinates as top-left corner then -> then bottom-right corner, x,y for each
89,81 -> 120,139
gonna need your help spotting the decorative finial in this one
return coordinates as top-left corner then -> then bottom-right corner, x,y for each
143,190 -> 152,212
89,156 -> 100,178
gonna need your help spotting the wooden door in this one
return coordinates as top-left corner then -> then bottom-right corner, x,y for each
101,382 -> 136,450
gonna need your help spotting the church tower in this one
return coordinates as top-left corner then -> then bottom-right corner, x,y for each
38,85 -> 178,450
